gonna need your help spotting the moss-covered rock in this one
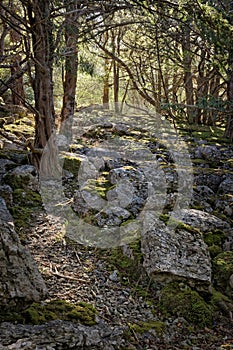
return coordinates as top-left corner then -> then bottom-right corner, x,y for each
159,282 -> 213,328
107,239 -> 144,284
208,245 -> 223,259
203,229 -> 226,259
13,188 -> 42,207
9,189 -> 43,234
81,177 -> 113,200
3,165 -> 38,191
204,229 -> 225,248
62,153 -> 82,176
212,251 -> 233,297
159,214 -> 202,235
128,320 -> 166,336
22,300 -> 96,326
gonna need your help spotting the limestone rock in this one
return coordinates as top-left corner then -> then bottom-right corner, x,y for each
0,197 -> 47,308
95,206 -> 131,227
194,145 -> 221,161
218,176 -> 233,195
173,209 -> 231,233
141,213 -> 211,283
172,209 -> 232,250
3,165 -> 39,191
0,159 -> 16,183
0,320 -> 124,350
0,184 -> 13,206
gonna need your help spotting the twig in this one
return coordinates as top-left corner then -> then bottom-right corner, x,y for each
49,263 -> 88,283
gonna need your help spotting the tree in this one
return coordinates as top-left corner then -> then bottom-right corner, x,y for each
25,0 -> 56,169
60,0 -> 79,137
0,1 -> 27,104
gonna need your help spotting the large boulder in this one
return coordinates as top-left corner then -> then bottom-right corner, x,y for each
0,196 -> 47,309
0,320 -> 124,350
141,213 -> 212,284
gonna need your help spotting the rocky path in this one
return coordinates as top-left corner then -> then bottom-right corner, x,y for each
0,106 -> 233,349
1,207 -> 231,350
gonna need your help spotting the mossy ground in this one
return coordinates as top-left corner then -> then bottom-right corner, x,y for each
203,229 -> 226,258
159,282 -> 213,328
0,300 -> 96,326
128,320 -> 166,335
104,239 -> 144,284
9,189 -> 43,236
178,124 -> 231,145
212,251 -> 233,297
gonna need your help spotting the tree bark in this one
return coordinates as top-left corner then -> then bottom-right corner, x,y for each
27,0 -> 55,170
112,29 -> 121,113
182,24 -> 195,124
224,62 -> 233,139
9,6 -> 25,106
60,0 -> 79,139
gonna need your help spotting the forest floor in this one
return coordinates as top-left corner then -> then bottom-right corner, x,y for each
0,104 -> 233,349
21,207 -> 233,350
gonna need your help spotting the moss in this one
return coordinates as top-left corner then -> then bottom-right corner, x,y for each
210,289 -> 232,309
22,299 -> 96,326
129,320 -> 166,335
208,245 -> 223,259
4,173 -> 31,189
4,121 -> 34,136
63,154 -> 82,176
129,239 -> 143,264
13,189 -> 42,207
104,239 -> 145,286
159,282 -> 213,328
0,310 -> 24,323
159,214 -> 202,235
190,204 -> 205,210
10,206 -> 37,232
204,230 -> 225,247
9,189 -> 43,233
212,251 -> 233,297
81,177 -> 113,200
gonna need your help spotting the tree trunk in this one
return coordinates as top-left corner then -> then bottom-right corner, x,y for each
224,62 -> 233,139
27,0 -> 55,170
209,72 -> 220,125
102,56 -> 110,108
182,25 -> 195,124
10,13 -> 25,105
60,0 -> 78,139
112,29 -> 121,113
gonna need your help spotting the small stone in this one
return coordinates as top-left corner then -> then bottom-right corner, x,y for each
109,270 -> 119,282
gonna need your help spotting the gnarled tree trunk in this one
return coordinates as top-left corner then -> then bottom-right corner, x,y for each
27,0 -> 55,170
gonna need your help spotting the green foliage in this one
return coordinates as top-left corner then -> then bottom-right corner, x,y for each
79,55 -> 95,76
